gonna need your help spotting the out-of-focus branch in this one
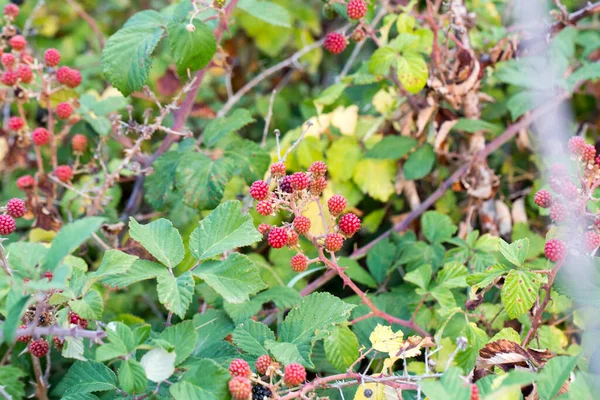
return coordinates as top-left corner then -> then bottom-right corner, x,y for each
551,1 -> 600,33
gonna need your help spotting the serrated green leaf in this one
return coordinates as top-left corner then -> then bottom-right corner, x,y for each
366,238 -> 397,283
92,250 -> 138,278
129,218 -> 184,269
232,319 -> 276,357
96,322 -> 135,362
369,47 -> 397,75
365,136 -> 418,159
338,257 -> 377,289
0,366 -> 26,399
224,139 -> 270,185
404,144 -> 435,180
69,289 -> 104,320
60,361 -> 118,396
501,269 -> 541,319
264,340 -> 305,365
499,238 -> 529,267
324,325 -> 359,372
157,271 -> 194,318
144,151 -> 182,209
169,358 -> 229,399
3,295 -> 29,344
326,136 -> 363,182
420,368 -> 470,400
437,262 -> 468,289
404,264 -> 432,289
62,336 -> 86,361
118,359 -> 147,395
537,356 -> 578,400
101,260 -> 168,288
204,109 -> 256,147
175,153 -> 233,209
314,83 -> 347,106
422,211 -> 457,244
396,51 -> 428,94
160,321 -> 197,365
453,118 -> 503,135
167,20 -> 216,75
238,0 -> 291,28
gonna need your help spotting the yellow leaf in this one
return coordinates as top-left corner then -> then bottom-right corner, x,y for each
331,105 -> 359,136
353,159 -> 397,201
369,324 -> 404,354
372,88 -> 397,115
29,228 -> 56,243
354,382 -> 386,400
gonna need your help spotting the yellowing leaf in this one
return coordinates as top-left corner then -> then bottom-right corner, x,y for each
353,159 -> 397,201
354,382 -> 386,400
372,88 -> 397,115
331,105 -> 359,136
369,324 -> 404,354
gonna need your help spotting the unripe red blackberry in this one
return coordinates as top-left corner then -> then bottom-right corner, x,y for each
229,358 -> 251,377
52,336 -> 64,350
325,233 -> 344,252
9,35 -> 26,51
289,172 -> 309,191
4,4 -> 19,18
8,116 -> 23,131
250,180 -> 270,200
338,213 -> 361,236
293,216 -> 311,235
585,230 -> 600,252
54,165 -> 72,182
32,127 -> 50,146
290,254 -> 308,272
284,363 -> 306,386
56,102 -> 73,120
228,376 -> 252,400
328,195 -> 347,216
562,182 -> 578,200
6,198 -> 26,218
29,338 -> 49,358
44,48 -> 61,67
347,0 -> 367,19
17,65 -> 32,83
550,163 -> 567,177
56,67 -> 82,88
308,161 -> 327,176
550,202 -> 567,222
258,223 -> 271,235
16,324 -> 31,343
471,384 -> 480,400
548,177 -> 562,194
270,162 -> 286,177
2,71 -> 18,86
71,134 -> 88,153
309,176 -> 327,196
20,52 -> 33,64
16,175 -> 34,191
256,200 -> 273,216
534,190 -> 552,208
568,136 -> 586,156
279,176 -> 293,193
287,230 -> 299,247
582,144 -> 596,162
1,53 -> 15,67
56,67 -> 71,85
324,32 -> 347,54
545,239 -> 566,262
255,354 -> 272,375
44,270 -> 53,281
0,215 -> 16,235
268,227 -> 288,248
68,311 -> 88,328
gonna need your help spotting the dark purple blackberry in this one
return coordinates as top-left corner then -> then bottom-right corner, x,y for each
279,176 -> 293,193
252,384 -> 272,400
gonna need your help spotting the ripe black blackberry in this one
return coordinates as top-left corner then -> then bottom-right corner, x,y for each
252,384 -> 272,400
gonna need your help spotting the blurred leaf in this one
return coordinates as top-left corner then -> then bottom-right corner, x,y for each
167,19 -> 216,75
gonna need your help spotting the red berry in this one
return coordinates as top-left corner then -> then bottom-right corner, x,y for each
545,239 -> 566,262
44,48 -> 61,67
44,270 -> 53,281
287,230 -> 299,247
471,384 -> 480,400
256,200 -> 273,216
562,182 -> 578,200
56,102 -> 73,120
328,195 -> 347,216
29,338 -> 49,358
56,67 -> 81,87
270,162 -> 286,177
2,71 -> 18,86
52,336 -> 64,350
54,165 -> 72,182
289,172 -> 309,191
3,4 -> 19,18
255,354 -> 272,375
338,213 -> 361,236
584,230 -> 600,252
16,324 -> 31,343
550,164 -> 567,177
325,233 -> 344,252
534,190 -> 552,208
8,116 -> 23,131
229,358 -> 251,378
548,177 -> 562,194
308,161 -> 327,176
347,0 -> 367,19
6,198 -> 26,218
284,363 -> 306,386
568,136 -> 586,156
0,215 -> 16,235
20,52 -> 33,64
324,32 -> 347,54
258,223 -> 271,235
1,53 -> 15,67
550,202 -> 567,222
280,176 -> 293,193
228,376 -> 252,400
32,127 -> 50,146
68,311 -> 87,328
290,254 -> 308,272
79,318 -> 88,329
9,35 -> 26,51
582,144 -> 596,162
268,227 -> 288,248
17,175 -> 34,191
71,134 -> 88,152
250,180 -> 270,200
309,176 -> 327,196
17,65 -> 33,83
293,216 -> 311,235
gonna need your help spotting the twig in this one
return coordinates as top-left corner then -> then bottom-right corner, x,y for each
550,1 -> 600,34
31,355 -> 48,400
65,0 -> 105,49
261,89 -> 277,148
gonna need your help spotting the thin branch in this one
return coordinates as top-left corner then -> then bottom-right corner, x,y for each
65,0 -> 105,49
550,1 -> 600,34
261,89 -> 277,148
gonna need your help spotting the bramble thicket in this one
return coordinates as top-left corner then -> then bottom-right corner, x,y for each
0,0 -> 600,399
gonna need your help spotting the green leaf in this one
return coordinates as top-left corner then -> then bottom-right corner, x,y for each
92,250 -> 138,278
69,289 -> 104,320
7,242 -> 48,274
568,62 -> 600,92
203,109 -> 256,147
193,253 -> 266,303
490,328 -> 521,343
501,270 -> 541,319
238,0 -> 291,28
160,321 -> 197,365
365,136 -> 418,160
169,359 -> 230,399
314,83 -> 347,106
129,218 -> 184,269
224,286 -> 301,324
453,118 -> 503,135
144,151 -> 183,209
338,257 -> 377,289
404,144 -> 435,180
167,19 -> 216,75
352,158 -> 397,201
60,361 -> 118,396
224,139 -> 270,185
62,336 -> 86,361
324,325 -> 359,372
437,262 -> 468,289
366,238 -> 397,283
430,285 -> 456,310
96,322 -> 135,362
369,47 -> 397,75
264,340 -> 305,365
190,201 -> 262,261
101,260 -> 168,288
43,217 -> 105,271
396,51 -> 428,94
396,14 -> 416,33
499,238 -> 529,267
422,211 -> 457,244
175,153 -> 234,209
3,295 -> 29,344
102,11 -> 166,96
421,368 -> 470,400
404,264 -> 432,290
118,360 -> 147,394
232,319 -> 276,357
0,366 -> 26,400
537,356 -> 578,400
140,347 -> 176,383
327,137 -> 363,182
156,271 -> 195,318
